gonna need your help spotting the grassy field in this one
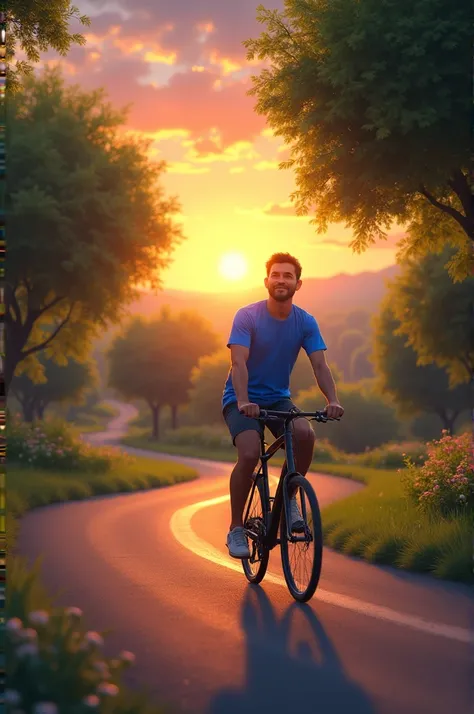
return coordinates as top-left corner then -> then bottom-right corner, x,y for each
68,401 -> 120,434
121,432 -> 472,583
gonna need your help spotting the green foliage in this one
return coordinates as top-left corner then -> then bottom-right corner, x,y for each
7,416 -> 125,472
162,425 -> 233,449
390,248 -> 474,385
6,0 -> 91,93
336,329 -> 365,379
321,464 -> 472,582
299,383 -> 401,452
6,67 -> 183,392
11,354 -> 97,421
5,605 -> 167,713
187,350 -> 230,425
244,0 -> 472,279
108,310 -> 218,429
402,432 -> 473,516
354,442 -> 427,469
373,292 -> 471,426
349,343 -> 374,381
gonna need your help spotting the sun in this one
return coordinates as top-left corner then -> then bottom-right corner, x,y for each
218,252 -> 248,281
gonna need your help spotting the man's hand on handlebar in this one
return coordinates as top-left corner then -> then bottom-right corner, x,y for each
325,401 -> 344,419
238,401 -> 260,418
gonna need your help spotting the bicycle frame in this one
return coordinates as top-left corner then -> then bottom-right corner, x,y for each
243,415 -> 310,551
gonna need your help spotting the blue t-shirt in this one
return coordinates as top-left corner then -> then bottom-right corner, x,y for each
222,300 -> 327,408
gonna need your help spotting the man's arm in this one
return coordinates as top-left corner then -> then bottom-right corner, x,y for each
230,345 -> 250,405
308,350 -> 344,417
230,345 -> 260,417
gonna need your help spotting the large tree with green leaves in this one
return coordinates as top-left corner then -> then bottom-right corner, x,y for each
10,355 -> 97,422
5,67 -> 183,395
373,298 -> 470,434
108,309 -> 218,439
6,1 -> 90,93
390,248 -> 474,387
244,0 -> 472,280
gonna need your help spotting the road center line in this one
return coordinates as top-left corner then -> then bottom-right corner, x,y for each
170,492 -> 474,646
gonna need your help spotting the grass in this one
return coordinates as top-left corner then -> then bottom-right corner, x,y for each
8,456 -> 197,522
68,401 -> 120,434
122,432 -> 472,584
317,464 -> 472,584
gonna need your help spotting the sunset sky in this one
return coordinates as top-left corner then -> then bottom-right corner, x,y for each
41,0 -> 400,293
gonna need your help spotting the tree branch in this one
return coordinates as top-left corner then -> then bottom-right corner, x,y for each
447,169 -> 473,221
20,302 -> 75,359
418,184 -> 472,237
6,284 -> 22,325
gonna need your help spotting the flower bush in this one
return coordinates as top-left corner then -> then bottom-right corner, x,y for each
8,416 -> 132,473
6,608 -> 141,713
355,441 -> 427,469
402,432 -> 474,515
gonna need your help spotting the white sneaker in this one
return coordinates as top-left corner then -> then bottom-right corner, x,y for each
290,498 -> 305,533
226,526 -> 250,559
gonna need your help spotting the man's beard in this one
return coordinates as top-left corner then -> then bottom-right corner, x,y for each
268,285 -> 296,302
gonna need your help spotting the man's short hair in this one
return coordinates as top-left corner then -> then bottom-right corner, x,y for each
265,252 -> 302,281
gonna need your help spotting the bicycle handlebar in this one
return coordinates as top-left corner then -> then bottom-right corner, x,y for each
255,408 -> 340,423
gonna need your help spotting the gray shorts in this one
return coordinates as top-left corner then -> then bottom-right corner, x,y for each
222,398 -> 298,446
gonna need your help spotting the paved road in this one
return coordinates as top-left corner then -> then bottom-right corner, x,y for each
17,401 -> 474,714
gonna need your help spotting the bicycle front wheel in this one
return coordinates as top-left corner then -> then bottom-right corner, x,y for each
242,477 -> 270,584
280,474 -> 323,602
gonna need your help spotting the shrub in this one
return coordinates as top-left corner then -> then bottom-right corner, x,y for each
355,441 -> 427,469
162,425 -> 233,449
7,416 -> 131,473
402,432 -> 474,516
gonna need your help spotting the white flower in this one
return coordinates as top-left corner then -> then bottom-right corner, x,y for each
16,643 -> 39,658
83,695 -> 100,707
33,703 -> 58,714
6,618 -> 23,632
97,682 -> 119,697
65,606 -> 83,618
85,631 -> 104,647
119,650 -> 136,664
5,690 -> 21,705
459,494 -> 466,502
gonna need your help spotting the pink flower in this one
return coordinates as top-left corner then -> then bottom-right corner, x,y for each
97,683 -> 119,697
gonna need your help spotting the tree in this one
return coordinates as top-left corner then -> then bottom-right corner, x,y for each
244,0 -> 472,280
373,297 -> 470,434
390,248 -> 474,386
108,310 -> 218,439
350,344 -> 374,381
6,1 -> 91,93
298,383 -> 401,453
5,68 -> 183,395
187,350 -> 230,426
11,355 -> 97,422
336,329 -> 365,380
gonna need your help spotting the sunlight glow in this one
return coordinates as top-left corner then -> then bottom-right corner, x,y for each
218,252 -> 248,281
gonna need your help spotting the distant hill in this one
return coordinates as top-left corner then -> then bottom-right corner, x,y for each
124,265 -> 400,337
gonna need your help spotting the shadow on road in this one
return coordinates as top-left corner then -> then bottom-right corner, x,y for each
209,586 -> 375,714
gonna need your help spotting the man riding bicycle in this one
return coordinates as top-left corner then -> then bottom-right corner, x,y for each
222,252 -> 344,559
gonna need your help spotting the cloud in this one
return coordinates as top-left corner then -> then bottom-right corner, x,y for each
167,162 -> 210,174
319,232 -> 406,250
90,0 -> 284,64
263,203 -> 300,217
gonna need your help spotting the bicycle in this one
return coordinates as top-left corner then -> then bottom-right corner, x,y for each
241,407 -> 340,602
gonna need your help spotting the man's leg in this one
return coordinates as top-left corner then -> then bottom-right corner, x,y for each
229,429 -> 261,529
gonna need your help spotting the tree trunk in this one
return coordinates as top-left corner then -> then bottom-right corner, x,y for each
171,404 -> 178,430
23,398 -> 36,423
439,409 -> 459,435
36,400 -> 46,420
151,404 -> 160,440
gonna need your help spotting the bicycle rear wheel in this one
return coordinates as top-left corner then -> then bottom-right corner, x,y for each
280,474 -> 323,602
242,477 -> 270,584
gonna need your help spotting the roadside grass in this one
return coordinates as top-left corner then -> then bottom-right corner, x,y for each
317,464 -> 472,584
68,401 -> 120,435
122,431 -> 472,584
8,456 -> 197,524
7,453 -> 198,713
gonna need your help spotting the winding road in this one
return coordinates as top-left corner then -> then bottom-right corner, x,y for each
17,401 -> 473,714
